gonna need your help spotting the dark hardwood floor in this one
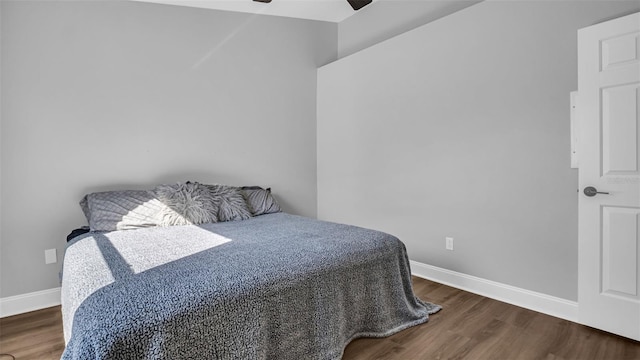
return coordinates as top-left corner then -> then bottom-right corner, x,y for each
1,277 -> 638,359
0,305 -> 64,360
344,278 -> 640,359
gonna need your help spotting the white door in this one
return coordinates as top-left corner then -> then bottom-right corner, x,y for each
578,12 -> 640,341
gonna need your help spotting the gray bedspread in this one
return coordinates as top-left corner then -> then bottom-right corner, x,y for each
61,213 -> 440,359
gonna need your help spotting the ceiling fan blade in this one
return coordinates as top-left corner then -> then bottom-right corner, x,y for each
347,0 -> 372,11
253,0 -> 272,3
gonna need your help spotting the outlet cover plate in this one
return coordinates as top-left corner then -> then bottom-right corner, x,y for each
45,249 -> 57,264
445,237 -> 454,251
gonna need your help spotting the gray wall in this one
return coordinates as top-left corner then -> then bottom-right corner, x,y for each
0,0 -> 336,298
338,0 -> 480,58
319,1 -> 640,301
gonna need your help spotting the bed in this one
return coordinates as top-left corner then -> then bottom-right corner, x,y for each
61,184 -> 440,359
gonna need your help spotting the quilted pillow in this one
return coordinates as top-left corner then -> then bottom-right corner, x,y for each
205,184 -> 252,222
154,182 -> 219,226
241,186 -> 281,216
81,190 -> 165,232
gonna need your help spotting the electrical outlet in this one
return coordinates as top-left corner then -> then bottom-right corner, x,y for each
45,248 -> 57,264
445,237 -> 454,251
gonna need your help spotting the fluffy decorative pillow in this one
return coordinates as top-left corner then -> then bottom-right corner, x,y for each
205,184 -> 252,222
241,186 -> 281,216
81,190 -> 166,232
154,182 -> 219,226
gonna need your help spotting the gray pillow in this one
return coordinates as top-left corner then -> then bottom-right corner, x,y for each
154,182 -> 219,226
206,184 -> 252,222
241,186 -> 281,216
82,190 -> 165,232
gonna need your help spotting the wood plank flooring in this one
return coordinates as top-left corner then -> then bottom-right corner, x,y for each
1,277 -> 638,359
343,278 -> 640,360
0,306 -> 64,360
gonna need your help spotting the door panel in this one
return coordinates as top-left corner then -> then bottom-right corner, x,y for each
602,84 -> 639,175
602,206 -> 639,298
601,31 -> 639,70
578,12 -> 640,341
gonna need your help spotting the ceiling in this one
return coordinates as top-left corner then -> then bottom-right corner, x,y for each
132,0 -> 377,23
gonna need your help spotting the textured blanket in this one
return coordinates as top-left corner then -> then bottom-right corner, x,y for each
61,213 -> 440,359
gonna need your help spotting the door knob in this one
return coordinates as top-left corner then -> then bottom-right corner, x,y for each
584,186 -> 610,197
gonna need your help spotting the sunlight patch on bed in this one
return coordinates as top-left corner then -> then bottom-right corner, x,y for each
61,237 -> 117,343
111,226 -> 233,274
61,227 -> 232,343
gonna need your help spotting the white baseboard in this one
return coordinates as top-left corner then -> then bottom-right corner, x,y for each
0,287 -> 61,318
410,260 -> 578,323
